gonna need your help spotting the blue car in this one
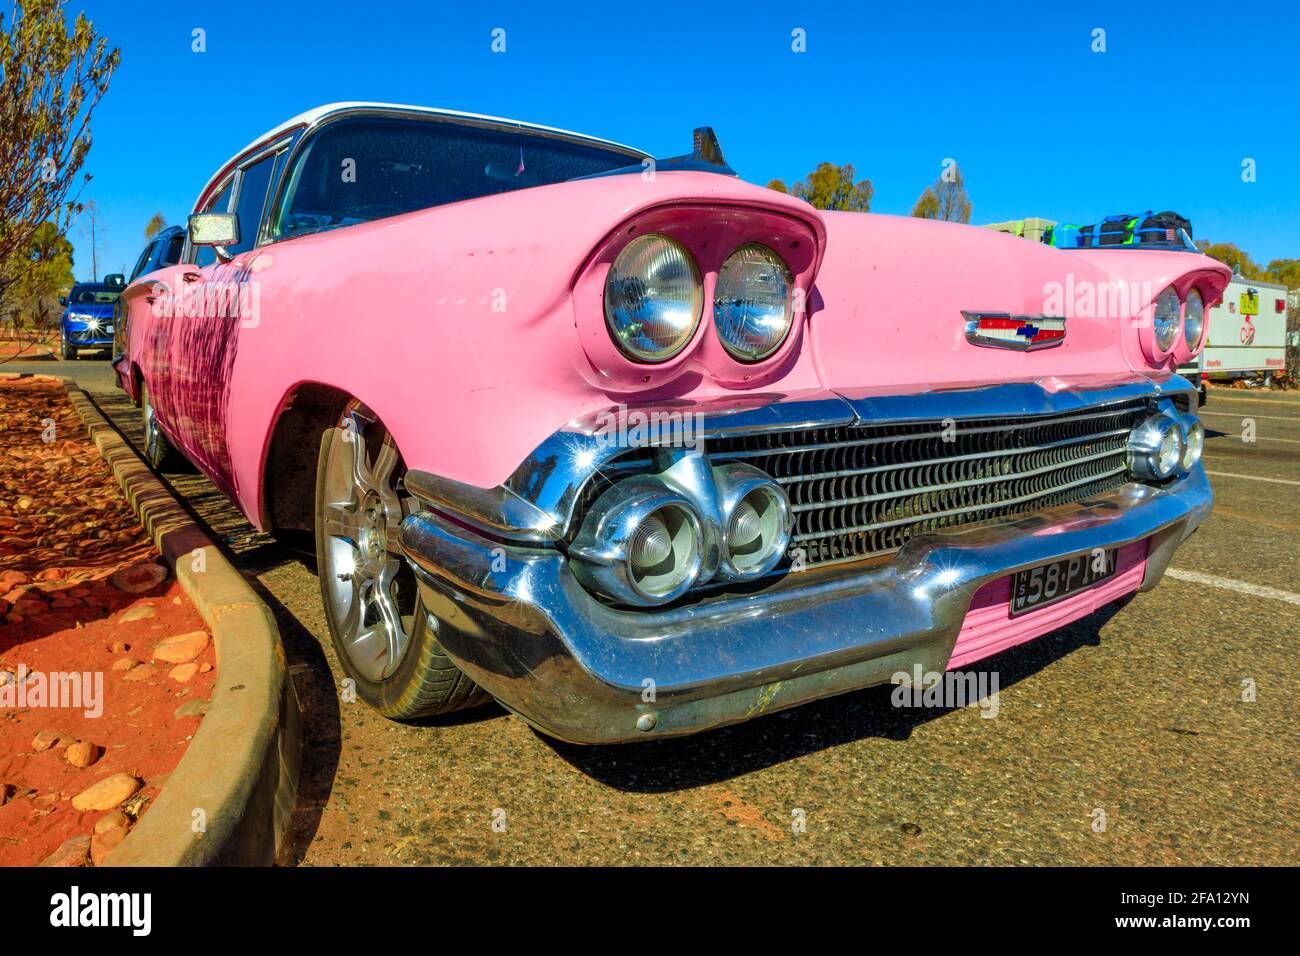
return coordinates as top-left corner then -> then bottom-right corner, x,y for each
59,278 -> 124,360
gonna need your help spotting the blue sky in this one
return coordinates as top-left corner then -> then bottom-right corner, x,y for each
69,0 -> 1298,279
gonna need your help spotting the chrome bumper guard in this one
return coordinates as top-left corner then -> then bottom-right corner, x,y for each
400,452 -> 1211,745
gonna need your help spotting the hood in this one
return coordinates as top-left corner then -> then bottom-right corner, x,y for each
809,211 -> 1230,397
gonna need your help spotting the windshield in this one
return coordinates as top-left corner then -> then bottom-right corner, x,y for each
272,116 -> 643,240
67,284 -> 121,306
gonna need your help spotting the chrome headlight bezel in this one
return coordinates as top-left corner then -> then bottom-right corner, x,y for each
1128,412 -> 1186,480
568,477 -> 704,606
712,242 -> 795,362
711,462 -> 793,581
603,233 -> 704,364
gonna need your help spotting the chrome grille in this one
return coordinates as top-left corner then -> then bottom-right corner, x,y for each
705,398 -> 1150,567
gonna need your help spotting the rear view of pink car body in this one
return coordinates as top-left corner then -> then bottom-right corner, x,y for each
116,103 -> 1228,743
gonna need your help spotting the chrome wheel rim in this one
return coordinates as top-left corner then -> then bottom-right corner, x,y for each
320,408 -> 416,681
142,388 -> 163,463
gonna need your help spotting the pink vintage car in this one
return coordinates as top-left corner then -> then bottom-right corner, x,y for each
115,103 -> 1228,743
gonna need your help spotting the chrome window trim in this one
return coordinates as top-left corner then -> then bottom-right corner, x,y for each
184,131 -> 302,264
262,106 -> 649,245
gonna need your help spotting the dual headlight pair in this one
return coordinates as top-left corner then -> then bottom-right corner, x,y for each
1152,286 -> 1205,355
569,463 -> 792,606
604,234 -> 794,364
1128,411 -> 1204,481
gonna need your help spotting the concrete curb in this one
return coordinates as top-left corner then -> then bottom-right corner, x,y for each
56,378 -> 300,866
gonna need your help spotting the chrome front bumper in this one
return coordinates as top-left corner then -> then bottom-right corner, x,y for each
400,463 -> 1211,744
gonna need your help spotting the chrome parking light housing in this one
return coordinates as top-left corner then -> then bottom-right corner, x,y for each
711,462 -> 792,581
1179,414 -> 1205,472
568,477 -> 703,606
1128,412 -> 1185,480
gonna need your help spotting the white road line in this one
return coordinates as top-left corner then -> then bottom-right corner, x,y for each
1205,435 -> 1300,444
1205,395 -> 1300,406
1199,411 -> 1299,422
1205,470 -> 1300,486
1165,568 -> 1300,608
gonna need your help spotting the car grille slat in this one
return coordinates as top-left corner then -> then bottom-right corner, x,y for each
705,398 -> 1149,569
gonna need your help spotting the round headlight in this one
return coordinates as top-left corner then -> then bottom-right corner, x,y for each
604,234 -> 702,362
1180,416 -> 1204,471
1128,413 -> 1185,481
568,478 -> 704,606
1153,286 -> 1181,353
1183,289 -> 1204,351
713,243 -> 794,361
627,504 -> 700,601
1156,427 -> 1184,477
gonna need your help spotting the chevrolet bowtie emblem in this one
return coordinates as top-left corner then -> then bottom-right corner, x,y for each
962,312 -> 1067,351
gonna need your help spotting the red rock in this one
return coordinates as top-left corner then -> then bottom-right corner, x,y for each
111,657 -> 141,672
168,663 -> 199,683
90,824 -> 127,866
31,728 -> 67,752
152,630 -> 209,664
38,834 -> 90,867
0,570 -> 27,590
109,562 -> 168,594
71,773 -> 141,811
121,663 -> 157,682
94,809 -> 130,834
117,604 -> 156,622
64,740 -> 99,768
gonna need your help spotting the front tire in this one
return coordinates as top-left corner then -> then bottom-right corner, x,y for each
60,336 -> 77,360
314,400 -> 488,719
140,381 -> 186,471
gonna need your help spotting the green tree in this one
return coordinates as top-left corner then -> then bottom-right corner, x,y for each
1194,241 -> 1264,279
1,221 -> 73,332
0,0 -> 119,309
767,163 -> 872,211
1263,258 -> 1300,291
144,210 -> 166,241
911,163 -> 972,223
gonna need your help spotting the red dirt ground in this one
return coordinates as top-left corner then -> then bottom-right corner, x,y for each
0,377 -> 216,866
0,334 -> 56,363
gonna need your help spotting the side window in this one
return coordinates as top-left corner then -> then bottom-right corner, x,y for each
227,154 -> 278,256
163,234 -> 184,267
193,181 -> 233,268
129,242 -> 155,282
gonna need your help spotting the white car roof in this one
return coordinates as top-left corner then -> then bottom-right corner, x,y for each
195,102 -> 646,207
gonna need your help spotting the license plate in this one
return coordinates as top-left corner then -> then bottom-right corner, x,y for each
1010,548 -> 1118,616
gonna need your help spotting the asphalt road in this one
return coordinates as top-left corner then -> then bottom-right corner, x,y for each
15,351 -> 1299,865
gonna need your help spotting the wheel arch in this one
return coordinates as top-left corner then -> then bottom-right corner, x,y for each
128,361 -> 144,406
259,381 -> 353,535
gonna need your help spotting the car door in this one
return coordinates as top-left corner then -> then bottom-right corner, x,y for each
158,149 -> 282,494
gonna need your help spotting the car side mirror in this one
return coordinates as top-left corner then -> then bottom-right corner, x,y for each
105,273 -> 125,289
58,296 -> 68,307
188,212 -> 240,261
